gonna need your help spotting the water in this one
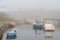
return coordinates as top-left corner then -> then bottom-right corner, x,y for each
2,24 -> 60,40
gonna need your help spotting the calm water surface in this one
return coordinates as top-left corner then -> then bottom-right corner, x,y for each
2,24 -> 60,40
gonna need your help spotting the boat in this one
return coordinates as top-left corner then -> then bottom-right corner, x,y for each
44,21 -> 55,37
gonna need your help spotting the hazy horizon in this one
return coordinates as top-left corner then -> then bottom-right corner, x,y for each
7,9 -> 60,20
0,0 -> 60,20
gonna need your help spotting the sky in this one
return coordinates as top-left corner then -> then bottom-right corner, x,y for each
0,0 -> 60,10
0,0 -> 60,20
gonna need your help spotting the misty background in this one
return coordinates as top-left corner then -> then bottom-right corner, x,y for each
0,0 -> 60,20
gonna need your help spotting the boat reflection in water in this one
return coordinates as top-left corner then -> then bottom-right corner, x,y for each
44,21 -> 55,40
33,21 -> 44,40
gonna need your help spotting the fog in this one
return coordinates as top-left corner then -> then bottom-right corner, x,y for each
0,0 -> 60,20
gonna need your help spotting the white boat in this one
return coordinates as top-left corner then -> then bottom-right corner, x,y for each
44,21 -> 55,31
44,21 -> 55,37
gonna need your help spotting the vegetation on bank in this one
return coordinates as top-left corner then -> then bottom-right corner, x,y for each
0,12 -> 16,22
